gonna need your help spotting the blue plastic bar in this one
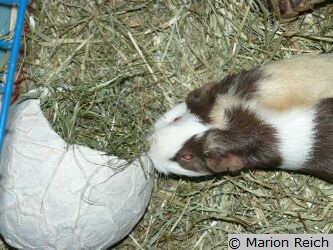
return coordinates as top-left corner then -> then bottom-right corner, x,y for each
0,40 -> 12,49
0,0 -> 21,5
0,0 -> 29,153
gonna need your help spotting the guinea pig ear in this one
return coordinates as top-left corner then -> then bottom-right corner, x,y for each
205,153 -> 248,173
185,82 -> 217,123
186,82 -> 216,108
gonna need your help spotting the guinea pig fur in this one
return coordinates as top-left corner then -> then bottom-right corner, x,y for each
148,102 -> 211,176
152,98 -> 333,183
153,102 -> 188,131
186,53 -> 333,125
149,54 -> 333,181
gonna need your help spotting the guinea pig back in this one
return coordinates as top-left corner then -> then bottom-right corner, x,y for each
186,54 -> 333,124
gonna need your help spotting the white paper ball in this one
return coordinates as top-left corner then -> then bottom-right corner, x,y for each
0,100 -> 153,249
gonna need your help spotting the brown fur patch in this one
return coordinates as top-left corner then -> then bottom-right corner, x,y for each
171,135 -> 211,174
203,106 -> 282,172
209,95 -> 248,128
303,98 -> 333,183
187,54 -> 333,124
173,105 -> 282,174
185,81 -> 218,123
186,69 -> 264,123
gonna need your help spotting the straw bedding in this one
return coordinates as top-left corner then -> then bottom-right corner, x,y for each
2,0 -> 333,249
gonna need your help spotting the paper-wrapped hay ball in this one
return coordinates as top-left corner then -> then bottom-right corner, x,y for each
0,100 -> 153,249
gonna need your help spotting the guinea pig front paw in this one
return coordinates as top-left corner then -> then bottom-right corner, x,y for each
205,153 -> 248,173
203,129 -> 248,173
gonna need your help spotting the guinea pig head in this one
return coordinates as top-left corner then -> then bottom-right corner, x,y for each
148,112 -> 210,176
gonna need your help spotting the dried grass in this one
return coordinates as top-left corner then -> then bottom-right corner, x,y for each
11,0 -> 333,249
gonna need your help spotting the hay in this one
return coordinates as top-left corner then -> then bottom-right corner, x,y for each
14,0 -> 333,249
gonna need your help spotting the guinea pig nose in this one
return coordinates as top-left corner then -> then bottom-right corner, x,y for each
182,154 -> 193,160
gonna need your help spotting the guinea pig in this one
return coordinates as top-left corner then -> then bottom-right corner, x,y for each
186,53 -> 333,125
149,98 -> 333,183
149,54 -> 333,182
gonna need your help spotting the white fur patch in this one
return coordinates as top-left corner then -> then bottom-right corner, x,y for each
154,102 -> 188,131
149,109 -> 209,176
260,107 -> 316,170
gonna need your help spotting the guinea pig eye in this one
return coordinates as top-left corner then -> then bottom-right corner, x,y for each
182,154 -> 193,161
173,117 -> 181,122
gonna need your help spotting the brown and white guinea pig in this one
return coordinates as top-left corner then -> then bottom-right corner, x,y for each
148,54 -> 333,182
149,98 -> 333,182
186,53 -> 333,125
